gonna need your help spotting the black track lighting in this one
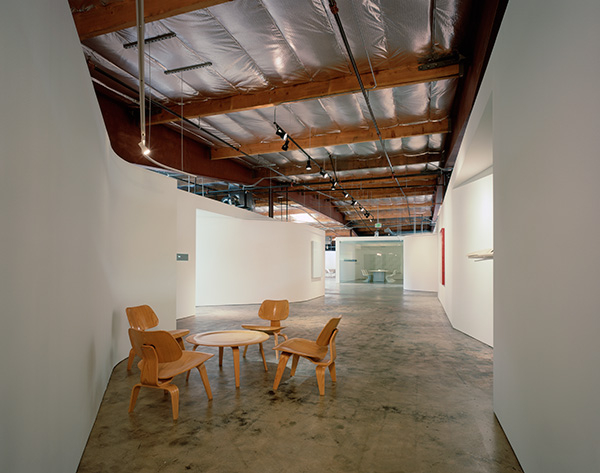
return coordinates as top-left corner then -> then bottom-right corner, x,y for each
275,125 -> 286,139
351,199 -> 356,206
343,191 -> 349,198
306,160 -> 312,171
281,139 -> 289,151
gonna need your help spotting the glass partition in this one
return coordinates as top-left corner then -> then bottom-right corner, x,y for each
338,240 -> 403,284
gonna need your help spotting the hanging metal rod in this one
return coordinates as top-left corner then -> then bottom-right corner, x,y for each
327,0 -> 413,224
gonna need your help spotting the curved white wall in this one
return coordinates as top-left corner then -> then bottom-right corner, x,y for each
0,2 -> 179,471
193,203 -> 325,306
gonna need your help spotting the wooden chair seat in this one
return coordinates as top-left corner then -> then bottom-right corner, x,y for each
273,316 -> 341,395
241,324 -> 286,334
154,351 -> 213,380
273,338 -> 328,361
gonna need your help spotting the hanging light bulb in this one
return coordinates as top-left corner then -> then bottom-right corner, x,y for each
138,140 -> 151,156
306,159 -> 312,171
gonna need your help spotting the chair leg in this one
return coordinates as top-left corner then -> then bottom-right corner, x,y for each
197,364 -> 212,400
272,352 -> 291,391
243,345 -> 248,358
128,384 -> 142,413
273,332 -> 279,360
290,354 -> 300,376
176,337 -> 185,350
127,348 -> 136,371
164,384 -> 179,420
315,366 -> 326,395
328,362 -> 336,382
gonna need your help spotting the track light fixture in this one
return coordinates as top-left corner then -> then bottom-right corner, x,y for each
281,139 -> 289,151
351,199 -> 356,206
343,191 -> 349,198
306,160 -> 312,171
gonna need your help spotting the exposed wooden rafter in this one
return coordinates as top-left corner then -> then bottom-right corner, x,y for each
151,63 -> 461,124
211,119 -> 450,160
71,0 -> 233,40
269,153 -> 443,178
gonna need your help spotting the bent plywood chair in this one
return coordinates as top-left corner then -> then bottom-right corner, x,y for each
241,299 -> 289,359
272,316 -> 341,395
128,328 -> 213,420
126,305 -> 189,370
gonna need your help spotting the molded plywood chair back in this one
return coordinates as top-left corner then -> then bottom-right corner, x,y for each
241,299 -> 290,359
128,329 -> 213,420
272,316 -> 341,395
126,305 -> 190,370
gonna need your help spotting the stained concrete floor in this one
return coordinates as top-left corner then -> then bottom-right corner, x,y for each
78,281 -> 522,473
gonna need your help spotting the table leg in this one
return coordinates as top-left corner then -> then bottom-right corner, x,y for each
258,343 -> 268,372
219,347 -> 224,367
232,346 -> 240,388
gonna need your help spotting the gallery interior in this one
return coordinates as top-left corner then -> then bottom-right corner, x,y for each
1,1 -> 599,472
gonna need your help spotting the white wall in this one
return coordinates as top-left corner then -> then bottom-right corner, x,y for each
403,234 -> 438,291
193,203 -> 325,306
492,1 -> 600,471
436,83 -> 494,346
176,180 -> 327,311
176,191 -> 199,318
0,2 -> 179,472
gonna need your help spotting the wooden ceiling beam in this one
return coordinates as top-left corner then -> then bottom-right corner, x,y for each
211,119 -> 450,160
343,186 -> 436,200
344,209 -> 432,219
71,0 -> 233,41
270,153 -> 443,178
307,175 -> 438,189
151,63 -> 461,124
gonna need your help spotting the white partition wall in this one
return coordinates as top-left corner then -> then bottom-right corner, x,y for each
436,79 -> 494,347
491,1 -> 600,471
0,2 -> 179,471
194,206 -> 325,306
403,234 -> 437,292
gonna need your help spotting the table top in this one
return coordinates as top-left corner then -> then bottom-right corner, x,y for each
186,330 -> 269,347
369,269 -> 389,273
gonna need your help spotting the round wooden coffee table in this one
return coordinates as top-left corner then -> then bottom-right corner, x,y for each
186,330 -> 269,388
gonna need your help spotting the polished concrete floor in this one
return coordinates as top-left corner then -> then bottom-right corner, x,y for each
78,281 -> 522,472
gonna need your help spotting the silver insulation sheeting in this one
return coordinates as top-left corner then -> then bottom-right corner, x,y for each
82,0 -> 465,167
